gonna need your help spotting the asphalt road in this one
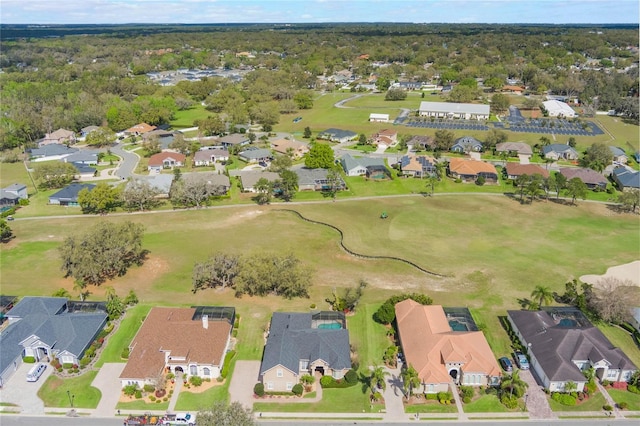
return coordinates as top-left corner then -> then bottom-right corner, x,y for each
0,415 -> 636,426
110,143 -> 139,179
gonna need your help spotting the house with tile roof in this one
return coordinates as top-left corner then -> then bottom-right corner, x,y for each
339,154 -> 387,177
372,129 -> 398,147
39,128 -> 77,146
395,300 -> 501,393
559,167 -> 607,190
448,158 -> 498,183
119,306 -> 234,388
451,136 -> 483,153
0,297 -> 107,387
542,144 -> 579,161
504,163 -> 550,180
148,152 -> 186,173
400,154 -> 437,178
260,312 -> 351,392
124,123 -> 156,136
271,139 -> 309,159
612,167 -> 640,191
508,309 -> 637,392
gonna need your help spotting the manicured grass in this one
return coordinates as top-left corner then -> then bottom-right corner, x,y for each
170,105 -> 211,129
597,324 -> 640,367
174,383 -> 229,411
548,391 -> 607,411
405,401 -> 458,413
253,385 -> 372,413
463,394 -> 512,413
0,162 -> 37,195
116,399 -> 169,411
38,371 -> 101,409
608,389 -> 640,411
95,304 -> 152,367
347,304 -> 390,367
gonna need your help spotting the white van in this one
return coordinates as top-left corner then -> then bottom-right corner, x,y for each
26,363 -> 46,382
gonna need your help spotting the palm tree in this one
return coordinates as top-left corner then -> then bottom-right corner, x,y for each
531,285 -> 554,308
501,370 -> 528,398
425,175 -> 439,196
370,366 -> 390,392
401,365 -> 421,399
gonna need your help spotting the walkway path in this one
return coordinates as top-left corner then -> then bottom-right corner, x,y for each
449,379 -> 468,420
596,381 -> 623,419
92,363 -> 126,417
167,374 -> 183,412
520,369 -> 556,419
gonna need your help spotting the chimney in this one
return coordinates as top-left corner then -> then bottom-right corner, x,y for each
202,314 -> 208,329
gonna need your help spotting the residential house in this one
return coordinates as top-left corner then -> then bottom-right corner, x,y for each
271,139 -> 309,159
193,148 -> 230,166
39,128 -> 76,146
72,163 -> 97,179
219,134 -> 250,150
502,85 -> 525,95
372,129 -> 398,147
395,300 -> 501,393
448,158 -> 498,183
148,152 -> 186,173
631,308 -> 640,333
400,154 -> 437,178
559,167 -> 607,190
504,163 -> 549,180
508,308 -> 637,392
419,101 -> 490,121
260,311 -> 351,392
317,128 -> 358,143
612,167 -> 640,191
49,183 -> 96,206
127,175 -> 174,198
238,148 -> 273,164
142,130 -> 178,150
238,170 -> 280,192
542,100 -> 576,118
339,154 -> 387,177
396,81 -> 423,91
29,144 -> 79,161
542,144 -> 579,161
0,191 -> 21,207
80,126 -> 100,138
294,168 -> 345,191
609,147 -> 628,164
124,123 -> 156,136
119,306 -> 234,388
182,172 -> 231,195
0,297 -> 107,387
2,183 -> 28,201
63,150 -> 100,165
369,113 -> 390,123
451,136 -> 483,153
408,135 -> 436,151
495,142 -> 533,159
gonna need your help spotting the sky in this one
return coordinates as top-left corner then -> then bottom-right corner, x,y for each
1,0 -> 638,25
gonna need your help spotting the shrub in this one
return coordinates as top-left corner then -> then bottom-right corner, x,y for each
23,356 -> 36,363
551,392 -> 577,406
123,384 -> 138,396
254,382 -> 265,397
163,397 -> 168,402
143,384 -> 155,393
300,374 -> 315,385
463,396 -> 472,404
586,379 -> 597,394
320,375 -> 335,387
79,357 -> 90,367
373,293 -> 433,324
121,348 -> 130,359
425,393 -> 438,400
166,373 -> 175,380
220,350 -> 236,379
310,304 -> 316,309
232,329 -> 238,338
628,385 -> 640,394
501,393 -> 519,409
618,401 -> 628,410
155,389 -> 166,398
189,376 -> 203,387
292,383 -> 303,396
63,363 -> 73,369
156,399 -> 161,403
149,395 -> 156,401
344,369 -> 358,384
134,390 -> 142,399
602,380 -> 611,387
459,386 -> 474,399
603,404 -> 613,411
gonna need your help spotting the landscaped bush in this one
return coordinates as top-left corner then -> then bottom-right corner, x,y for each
320,375 -> 334,387
79,357 -> 90,367
220,350 -> 236,379
603,404 -> 613,411
254,383 -> 265,397
123,384 -> 138,396
134,390 -> 142,399
585,379 -> 597,394
463,396 -> 472,403
612,381 -> 627,390
459,385 -> 474,400
373,293 -> 433,324
628,385 -> 640,394
23,356 -> 36,363
155,389 -> 166,398
425,393 -> 438,400
63,363 -> 73,369
121,348 -> 130,359
189,376 -> 203,387
344,369 -> 358,384
551,392 -> 577,406
618,401 -> 628,410
501,393 -> 519,409
437,391 -> 453,404
601,380 -> 611,387
292,383 -> 303,396
143,384 -> 155,393
149,395 -> 156,401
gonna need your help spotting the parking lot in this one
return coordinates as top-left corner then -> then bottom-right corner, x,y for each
405,118 -> 489,131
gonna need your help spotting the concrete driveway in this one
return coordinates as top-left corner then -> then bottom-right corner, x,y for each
228,360 -> 260,409
520,369 -> 555,419
91,363 -> 126,417
0,362 -> 52,414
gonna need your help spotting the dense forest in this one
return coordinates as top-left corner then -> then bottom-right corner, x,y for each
1,23 -> 638,150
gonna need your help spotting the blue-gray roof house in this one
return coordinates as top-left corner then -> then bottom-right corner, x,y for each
0,297 -> 107,387
260,312 -> 351,392
339,154 -> 387,177
542,144 -> 579,161
612,167 -> 640,191
49,183 -> 95,206
317,128 -> 358,143
30,144 -> 78,160
451,136 -> 483,153
609,146 -> 628,164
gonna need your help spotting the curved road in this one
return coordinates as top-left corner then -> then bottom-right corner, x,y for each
110,143 -> 140,180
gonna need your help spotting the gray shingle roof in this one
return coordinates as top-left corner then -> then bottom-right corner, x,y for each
508,310 -> 636,383
612,167 -> 640,189
609,146 -> 626,157
4,183 -> 27,192
318,128 -> 358,141
260,312 -> 351,376
452,136 -> 483,152
239,148 -> 273,160
340,154 -> 385,172
30,144 -> 78,157
542,144 -> 578,156
49,183 -> 96,202
294,168 -> 330,187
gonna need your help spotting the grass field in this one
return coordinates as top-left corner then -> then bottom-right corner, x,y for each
463,394 -> 514,413
95,304 -> 152,367
37,371 -> 101,409
404,401 -> 458,413
253,385 -> 373,413
170,105 -> 211,129
607,389 -> 640,411
597,324 -> 640,367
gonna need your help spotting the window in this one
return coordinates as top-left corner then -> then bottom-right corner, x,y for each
300,360 -> 309,371
428,384 -> 435,393
190,365 -> 197,376
276,369 -> 283,378
267,382 -> 274,390
286,382 -> 293,391
607,370 -> 618,378
203,367 -> 210,376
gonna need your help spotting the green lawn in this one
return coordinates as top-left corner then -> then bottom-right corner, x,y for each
1,162 -> 37,195
38,371 -> 101,409
170,105 -> 211,129
463,394 -> 513,413
253,385 -> 372,413
347,304 -> 390,368
96,304 -> 152,367
116,399 -> 169,411
174,383 -> 229,411
405,401 -> 458,413
548,392 -> 607,411
607,389 -> 640,411
597,324 -> 640,367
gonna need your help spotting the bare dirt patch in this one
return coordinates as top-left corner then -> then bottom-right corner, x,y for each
580,260 -> 640,288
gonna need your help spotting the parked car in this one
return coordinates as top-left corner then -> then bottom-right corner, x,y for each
26,363 -> 46,382
6,215 -> 14,221
514,352 -> 530,370
499,357 -> 513,372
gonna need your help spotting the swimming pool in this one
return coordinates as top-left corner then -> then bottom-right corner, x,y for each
449,320 -> 469,331
317,322 -> 342,330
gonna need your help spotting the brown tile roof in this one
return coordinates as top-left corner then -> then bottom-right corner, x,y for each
559,167 -> 607,186
148,152 -> 186,167
376,129 -> 397,137
495,142 -> 533,156
395,300 -> 501,384
502,85 -> 525,92
119,307 -> 231,381
271,139 -> 309,155
505,163 -> 549,178
449,158 -> 497,176
125,123 -> 156,134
